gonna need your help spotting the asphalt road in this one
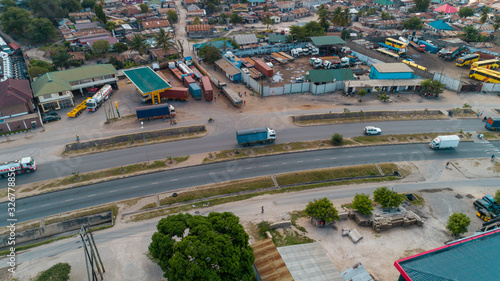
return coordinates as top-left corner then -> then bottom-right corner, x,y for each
2,141 -> 499,227
4,118 -> 487,185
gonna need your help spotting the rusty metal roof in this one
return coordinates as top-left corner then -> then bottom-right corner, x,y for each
252,239 -> 294,281
186,24 -> 214,31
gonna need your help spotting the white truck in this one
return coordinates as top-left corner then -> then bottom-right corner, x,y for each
0,157 -> 37,177
309,58 -> 323,68
86,84 -> 113,112
429,135 -> 460,150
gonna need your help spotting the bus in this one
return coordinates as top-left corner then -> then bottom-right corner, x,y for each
469,68 -> 500,83
456,54 -> 480,67
385,38 -> 407,50
471,59 -> 500,70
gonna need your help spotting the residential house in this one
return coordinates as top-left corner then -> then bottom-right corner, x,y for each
279,13 -> 295,22
214,58 -> 241,82
103,0 -> 122,8
187,10 -> 207,17
157,7 -> 177,16
73,22 -> 99,31
247,0 -> 266,7
84,36 -> 119,51
302,0 -> 331,9
182,0 -> 200,7
350,1 -> 369,10
186,17 -> 206,24
68,12 -> 94,21
186,4 -> 201,11
69,52 -> 85,63
240,13 -> 259,23
233,34 -> 258,46
275,1 -> 294,12
147,0 -> 163,9
141,20 -> 171,31
0,79 -> 41,131
149,47 -> 178,61
374,0 -> 395,8
186,24 -> 218,38
426,20 -> 454,33
121,6 -> 142,16
290,8 -> 310,18
232,4 -> 249,13
163,0 -> 176,8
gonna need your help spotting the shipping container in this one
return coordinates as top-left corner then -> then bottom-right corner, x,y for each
189,83 -> 202,100
170,67 -> 184,81
191,68 -> 203,80
221,86 -> 243,106
417,40 -> 439,54
136,103 -> 176,120
255,60 -> 273,77
183,75 -> 195,87
201,76 -> 213,101
160,87 -> 189,101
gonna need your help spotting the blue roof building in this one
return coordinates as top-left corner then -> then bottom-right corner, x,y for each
395,229 -> 500,281
369,63 -> 416,80
427,20 -> 454,31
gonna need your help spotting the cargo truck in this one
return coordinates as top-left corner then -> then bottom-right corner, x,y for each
429,135 -> 460,149
221,85 -> 243,106
136,104 -> 176,120
86,84 -> 113,112
160,87 -> 189,101
183,75 -> 195,87
201,76 -> 213,101
189,83 -> 202,99
255,60 -> 273,77
485,117 -> 500,131
418,40 -> 439,54
236,127 -> 276,146
170,67 -> 184,81
0,156 -> 37,177
68,98 -> 91,117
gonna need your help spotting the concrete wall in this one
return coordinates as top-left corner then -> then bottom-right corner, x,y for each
229,42 -> 307,57
482,83 -> 500,93
0,113 -> 42,134
292,109 -> 443,122
433,72 -> 460,92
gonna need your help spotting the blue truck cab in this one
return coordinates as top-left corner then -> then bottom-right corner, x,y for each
236,127 -> 276,146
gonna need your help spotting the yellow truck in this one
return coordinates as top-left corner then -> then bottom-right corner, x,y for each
67,98 -> 91,118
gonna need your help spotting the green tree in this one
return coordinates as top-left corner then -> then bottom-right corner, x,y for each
446,212 -> 471,237
167,10 -> 178,24
198,44 -> 221,64
479,7 -> 491,31
461,25 -> 480,42
263,4 -> 268,12
357,88 -> 367,101
403,17 -> 423,30
230,12 -> 243,23
109,56 -> 124,69
414,0 -> 430,12
149,212 -> 255,280
105,21 -> 116,32
341,29 -> 350,40
458,7 -> 474,18
193,15 -> 201,25
129,34 -> 149,54
494,16 -> 500,33
155,29 -> 173,51
381,11 -> 394,20
494,190 -> 500,203
35,262 -> 71,281
112,42 -> 128,53
230,39 -> 239,49
61,0 -> 82,13
331,132 -> 344,145
81,0 -> 96,9
305,197 -> 340,223
91,39 -> 111,56
68,59 -> 82,68
28,18 -> 58,43
352,193 -> 374,215
51,51 -> 74,70
28,65 -> 51,78
420,79 -> 445,96
0,7 -> 31,35
1,0 -> 17,9
263,15 -> 274,30
317,4 -> 330,31
94,3 -> 107,23
373,187 -> 404,209
29,0 -> 63,22
176,39 -> 185,57
139,3 -> 149,13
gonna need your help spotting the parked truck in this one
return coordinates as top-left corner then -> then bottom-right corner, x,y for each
418,40 -> 439,54
177,62 -> 194,77
236,127 -> 276,146
160,87 -> 189,101
439,46 -> 463,61
429,135 -> 460,149
201,76 -> 213,101
86,84 -> 113,112
136,104 -> 176,120
170,67 -> 184,81
255,60 -> 273,77
183,75 -> 195,87
409,41 -> 425,52
221,85 -> 243,106
485,117 -> 500,131
189,83 -> 202,100
474,196 -> 500,221
0,156 -> 37,177
67,98 -> 91,117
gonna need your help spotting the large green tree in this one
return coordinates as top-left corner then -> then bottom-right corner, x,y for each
193,15 -> 201,25
51,51 -> 74,70
458,7 -> 474,18
1,0 -> 17,9
113,42 -> 128,53
167,10 -> 178,24
155,29 -> 173,51
94,3 -> 107,23
494,190 -> 500,203
105,21 -> 116,32
420,79 -> 445,96
129,34 -> 149,54
402,17 -> 423,30
317,4 -> 329,31
479,7 -> 491,31
0,7 -> 31,35
61,0 -> 82,13
230,12 -> 243,23
381,11 -> 394,20
149,212 -> 255,281
92,39 -> 111,56
28,18 -> 57,43
198,44 -> 221,64
81,0 -> 96,9
263,15 -> 274,30
139,3 -> 149,13
446,213 -> 471,237
494,16 -> 500,33
305,197 -> 340,223
29,0 -> 63,21
414,0 -> 431,12
373,187 -> 404,209
290,21 -> 325,41
352,193 -> 374,215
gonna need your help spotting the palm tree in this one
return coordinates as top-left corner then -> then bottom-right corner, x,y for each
130,34 -> 149,55
155,29 -> 173,51
51,51 -> 74,70
317,4 -> 329,30
176,39 -> 185,57
461,25 -> 479,43
193,16 -> 201,25
331,7 -> 342,26
263,15 -> 274,30
493,16 -> 500,33
479,7 -> 491,31
340,8 -> 350,27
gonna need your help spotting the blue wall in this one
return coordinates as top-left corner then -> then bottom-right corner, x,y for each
369,66 -> 415,80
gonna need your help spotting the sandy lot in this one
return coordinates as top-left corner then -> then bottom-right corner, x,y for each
3,157 -> 499,281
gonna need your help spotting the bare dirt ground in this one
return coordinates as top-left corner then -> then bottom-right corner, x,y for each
4,158 -> 499,281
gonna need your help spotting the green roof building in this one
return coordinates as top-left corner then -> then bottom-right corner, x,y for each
32,64 -> 117,112
310,36 -> 346,47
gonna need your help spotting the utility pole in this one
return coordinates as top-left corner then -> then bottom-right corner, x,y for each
79,224 -> 104,281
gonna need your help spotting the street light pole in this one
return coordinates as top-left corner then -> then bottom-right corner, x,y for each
141,121 -> 150,165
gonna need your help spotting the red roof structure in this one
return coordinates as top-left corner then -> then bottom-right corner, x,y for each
8,42 -> 20,50
434,4 -> 458,13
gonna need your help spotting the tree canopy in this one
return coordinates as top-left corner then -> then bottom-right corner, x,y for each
1,0 -> 17,9
92,40 -> 111,56
51,51 -> 74,70
352,193 -> 374,215
149,212 -> 255,281
414,0 -> 430,12
420,79 -> 445,96
446,212 -> 471,236
167,10 -> 178,24
230,12 -> 243,23
198,44 -> 221,64
290,21 -> 325,41
458,7 -> 474,18
94,3 -> 107,23
129,34 -> 149,54
139,3 -> 149,13
403,17 -> 423,30
0,7 -> 31,35
155,29 -> 173,51
28,18 -> 58,43
81,0 -> 96,9
373,187 -> 404,209
305,197 -> 340,223
495,190 -> 500,203
317,4 -> 329,31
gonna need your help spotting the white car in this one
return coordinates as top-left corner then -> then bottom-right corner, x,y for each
364,126 -> 382,135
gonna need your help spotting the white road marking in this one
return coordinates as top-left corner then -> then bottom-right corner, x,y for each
347,156 -> 353,158
170,179 -> 178,181
313,159 -> 320,161
281,162 -> 288,165
87,194 -> 96,197
17,209 -> 25,213
380,154 -> 386,155
151,182 -> 159,185
65,199 -> 74,202
330,157 -> 336,160
262,165 -> 269,167
244,167 -> 252,169
41,204 -> 50,207
297,161 -> 303,163
109,190 -> 118,193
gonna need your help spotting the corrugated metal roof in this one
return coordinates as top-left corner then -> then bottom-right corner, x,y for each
307,69 -> 354,83
269,34 -> 289,43
372,63 -> 413,73
341,262 -> 374,281
215,58 -> 240,76
186,24 -> 214,32
310,35 -> 346,46
234,34 -> 258,45
251,239 -> 294,281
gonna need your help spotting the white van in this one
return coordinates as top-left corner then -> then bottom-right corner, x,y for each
364,126 -> 382,135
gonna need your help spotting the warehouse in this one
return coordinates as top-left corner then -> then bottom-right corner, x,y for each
305,69 -> 355,84
369,63 -> 416,80
345,78 -> 424,93
214,58 -> 242,82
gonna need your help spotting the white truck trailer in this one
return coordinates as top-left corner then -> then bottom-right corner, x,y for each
429,135 -> 460,149
0,157 -> 37,177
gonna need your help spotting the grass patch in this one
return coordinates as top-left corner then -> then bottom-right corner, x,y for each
140,202 -> 158,210
341,202 -> 353,209
293,113 -> 447,125
290,210 -> 307,233
488,162 -> 500,173
479,131 -> 500,140
0,129 -> 29,136
408,193 -> 425,206
44,204 -> 118,226
269,228 -> 315,247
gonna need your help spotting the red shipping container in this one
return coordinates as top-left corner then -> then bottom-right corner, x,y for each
183,75 -> 195,87
255,60 -> 273,77
201,76 -> 213,101
160,87 -> 189,101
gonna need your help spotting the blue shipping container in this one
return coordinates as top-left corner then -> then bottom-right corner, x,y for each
189,83 -> 202,99
136,104 -> 171,119
418,40 -> 438,54
236,127 -> 269,145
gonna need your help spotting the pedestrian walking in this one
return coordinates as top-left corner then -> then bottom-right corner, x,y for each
261,206 -> 264,214
227,103 -> 230,108
478,112 -> 481,118
492,155 -> 496,162
244,100 -> 246,106
76,135 -> 80,143
446,162 -> 450,169
244,91 -> 246,96
214,96 -> 216,101
170,119 -> 173,125
480,111 -> 483,116
218,92 -> 220,97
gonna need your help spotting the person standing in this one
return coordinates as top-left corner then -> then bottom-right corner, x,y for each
76,135 -> 80,143
446,162 -> 450,169
492,155 -> 496,162
261,206 -> 264,214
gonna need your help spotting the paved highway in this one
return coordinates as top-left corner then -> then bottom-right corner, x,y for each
5,118 -> 487,185
2,141 -> 499,227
